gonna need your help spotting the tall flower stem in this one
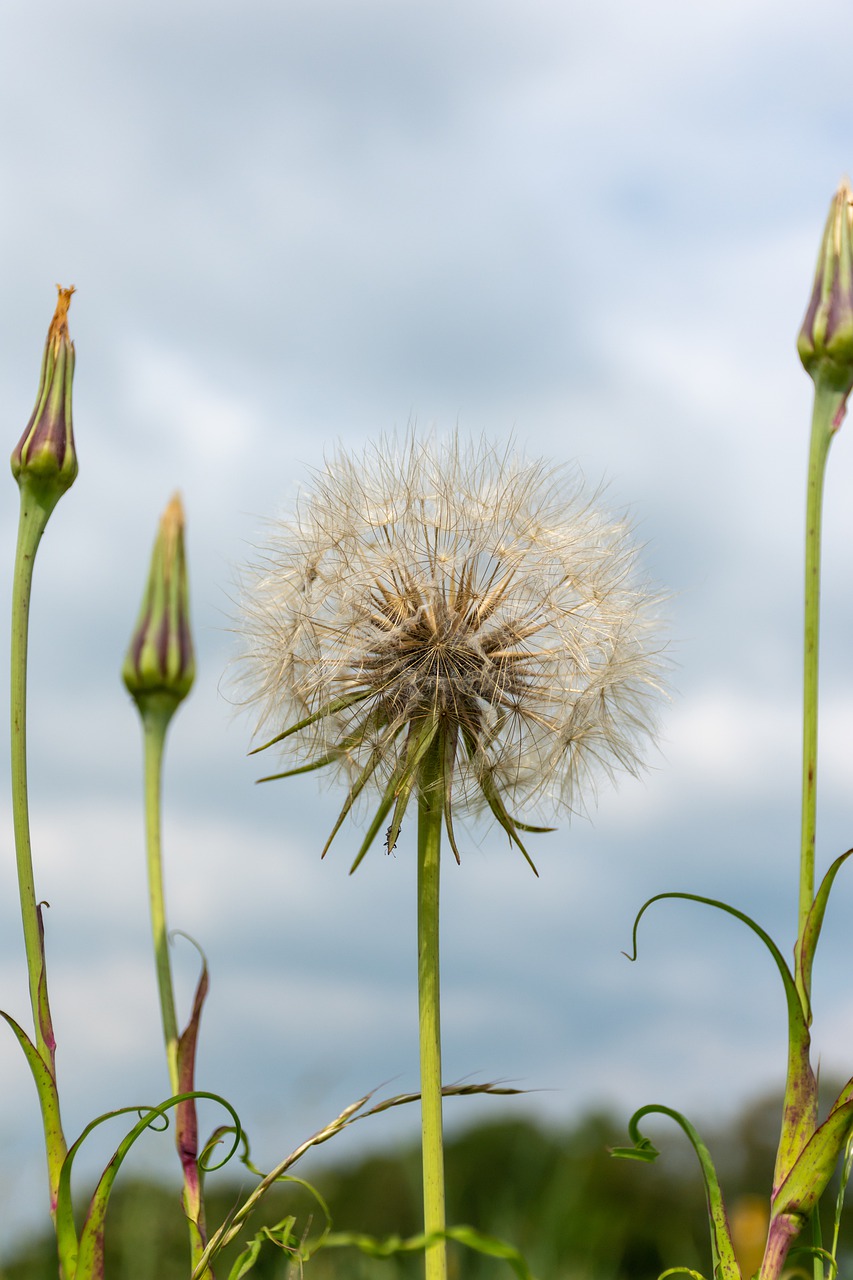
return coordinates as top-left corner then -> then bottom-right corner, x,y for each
795,380 -> 846,1006
417,739 -> 448,1280
8,286 -> 77,1225
123,496 -> 206,1270
139,697 -> 210,1272
11,497 -> 52,1050
10,490 -> 68,1208
141,699 -> 180,1090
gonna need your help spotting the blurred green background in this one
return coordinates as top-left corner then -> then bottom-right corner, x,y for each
5,1093 -> 849,1280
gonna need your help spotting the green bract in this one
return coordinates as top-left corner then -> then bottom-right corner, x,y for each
798,179 -> 853,395
123,494 -> 195,718
11,285 -> 78,514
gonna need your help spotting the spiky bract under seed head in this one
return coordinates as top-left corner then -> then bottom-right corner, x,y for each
238,435 -> 664,863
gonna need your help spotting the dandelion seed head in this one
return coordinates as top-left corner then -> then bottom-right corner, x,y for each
237,434 -> 665,857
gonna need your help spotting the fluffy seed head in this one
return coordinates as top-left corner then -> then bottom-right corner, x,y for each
238,435 -> 665,868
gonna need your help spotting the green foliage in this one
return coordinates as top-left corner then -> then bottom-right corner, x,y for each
9,1101 -> 841,1280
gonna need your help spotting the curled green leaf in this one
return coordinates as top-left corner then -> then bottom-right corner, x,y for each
610,1134 -> 659,1163
657,1269 -> 709,1280
56,1093 -> 241,1280
611,1104 -> 740,1280
1,1009 -> 65,1233
624,892 -> 816,1191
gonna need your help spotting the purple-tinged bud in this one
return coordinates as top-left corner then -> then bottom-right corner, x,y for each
11,286 -> 78,508
798,180 -> 853,393
123,495 -> 195,719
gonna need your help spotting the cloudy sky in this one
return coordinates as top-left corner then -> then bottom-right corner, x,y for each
4,0 -> 853,1253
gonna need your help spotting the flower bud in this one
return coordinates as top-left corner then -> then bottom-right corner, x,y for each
123,495 -> 195,718
11,286 -> 79,508
798,180 -> 853,391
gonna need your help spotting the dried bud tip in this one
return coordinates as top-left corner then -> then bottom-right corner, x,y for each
160,492 -> 185,559
123,493 -> 195,721
11,285 -> 79,510
48,285 -> 75,347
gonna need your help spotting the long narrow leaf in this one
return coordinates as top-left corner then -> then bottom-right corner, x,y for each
624,892 -> 815,1190
58,1094 -> 240,1280
175,944 -> 211,1254
612,1104 -> 740,1280
255,751 -> 340,783
1,1010 -> 67,1260
386,722 -> 440,855
441,728 -> 463,864
321,747 -> 387,859
772,1095 -> 853,1218
348,785 -> 398,874
476,765 -> 539,876
799,848 -> 853,1014
248,689 -> 373,754
460,729 -> 540,874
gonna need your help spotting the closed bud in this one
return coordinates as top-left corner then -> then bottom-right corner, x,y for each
12,286 -> 79,509
798,180 -> 853,391
123,495 -> 195,719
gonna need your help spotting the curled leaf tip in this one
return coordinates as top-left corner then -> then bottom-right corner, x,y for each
610,1137 -> 659,1163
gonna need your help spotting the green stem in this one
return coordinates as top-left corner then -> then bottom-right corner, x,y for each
417,736 -> 448,1280
140,695 -> 211,1273
11,495 -> 52,1056
810,1207 -> 823,1280
10,491 -> 68,1216
830,1132 -> 853,1265
141,699 -> 180,1090
795,380 -> 846,1008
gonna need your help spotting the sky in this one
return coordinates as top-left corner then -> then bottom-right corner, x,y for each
4,0 -> 853,1254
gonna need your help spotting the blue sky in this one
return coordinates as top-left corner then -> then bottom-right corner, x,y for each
4,0 -> 853,1250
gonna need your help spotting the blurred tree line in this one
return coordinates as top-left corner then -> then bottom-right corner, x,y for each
3,1091 -> 851,1279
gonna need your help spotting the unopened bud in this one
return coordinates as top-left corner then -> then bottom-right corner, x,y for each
798,180 -> 853,392
123,495 -> 195,718
12,286 -> 78,509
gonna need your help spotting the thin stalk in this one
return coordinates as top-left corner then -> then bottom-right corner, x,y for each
809,1207 -> 823,1280
830,1133 -> 853,1265
142,702 -> 180,1090
795,380 -> 846,1007
417,736 -> 448,1280
10,491 -> 67,1210
11,497 -> 53,1055
140,698 -> 211,1273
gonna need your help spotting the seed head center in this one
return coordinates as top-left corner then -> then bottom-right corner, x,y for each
362,592 -> 503,726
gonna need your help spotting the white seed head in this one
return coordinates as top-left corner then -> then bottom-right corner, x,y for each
237,434 -> 665,862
